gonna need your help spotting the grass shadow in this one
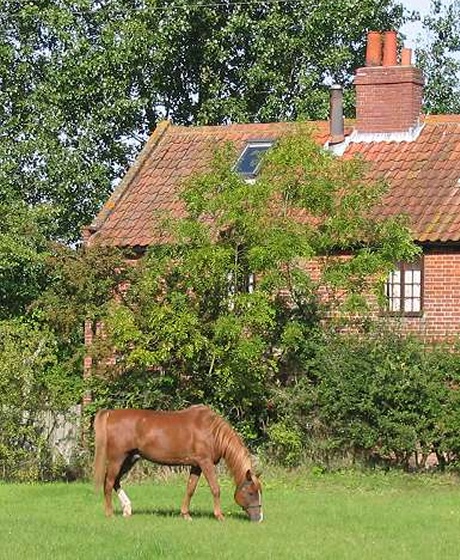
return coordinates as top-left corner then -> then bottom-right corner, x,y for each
114,508 -> 248,522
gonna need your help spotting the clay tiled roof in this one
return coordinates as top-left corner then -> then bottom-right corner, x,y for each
345,115 -> 460,243
85,115 -> 460,248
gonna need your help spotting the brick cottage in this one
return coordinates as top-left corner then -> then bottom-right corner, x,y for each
84,30 -> 460,345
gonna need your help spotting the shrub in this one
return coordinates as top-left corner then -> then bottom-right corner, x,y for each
266,325 -> 460,470
0,319 -> 82,481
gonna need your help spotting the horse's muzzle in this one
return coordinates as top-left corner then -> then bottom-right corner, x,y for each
247,508 -> 263,522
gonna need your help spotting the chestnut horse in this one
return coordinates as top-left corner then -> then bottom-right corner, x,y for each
93,405 -> 263,522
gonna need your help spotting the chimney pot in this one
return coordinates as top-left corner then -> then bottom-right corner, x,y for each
383,30 -> 398,66
401,47 -> 412,65
365,31 -> 382,66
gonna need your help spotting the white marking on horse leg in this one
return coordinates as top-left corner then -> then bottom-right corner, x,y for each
117,489 -> 132,517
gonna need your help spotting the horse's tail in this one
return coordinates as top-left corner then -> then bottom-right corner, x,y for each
93,409 -> 109,492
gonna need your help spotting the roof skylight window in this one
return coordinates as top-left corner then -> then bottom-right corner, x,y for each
235,141 -> 273,178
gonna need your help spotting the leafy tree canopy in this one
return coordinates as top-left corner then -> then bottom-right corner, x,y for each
0,0 -> 405,242
94,127 -> 419,431
412,0 -> 460,114
0,196 -> 55,318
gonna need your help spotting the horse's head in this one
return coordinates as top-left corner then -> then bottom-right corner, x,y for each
234,469 -> 263,522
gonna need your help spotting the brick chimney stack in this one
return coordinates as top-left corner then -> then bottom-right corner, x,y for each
354,31 -> 424,134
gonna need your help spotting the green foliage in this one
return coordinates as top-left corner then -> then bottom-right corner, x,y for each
312,330 -> 437,462
413,0 -> 460,114
0,198 -> 54,319
0,240 -> 127,481
0,0 -> 405,241
3,0 -> 460,480
92,127 -> 417,443
36,243 -> 128,334
266,421 -> 304,467
0,318 -> 82,481
266,325 -> 460,470
0,127 -> 433,479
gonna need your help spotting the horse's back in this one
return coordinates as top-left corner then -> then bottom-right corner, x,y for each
106,405 -> 214,427
102,406 -> 217,465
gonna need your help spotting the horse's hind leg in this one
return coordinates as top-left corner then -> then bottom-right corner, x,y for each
180,465 -> 201,521
103,458 -> 124,517
114,453 -> 140,517
104,454 -> 136,517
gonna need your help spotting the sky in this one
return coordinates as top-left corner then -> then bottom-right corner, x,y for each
401,0 -> 431,14
400,0 -> 460,65
400,0 -> 432,49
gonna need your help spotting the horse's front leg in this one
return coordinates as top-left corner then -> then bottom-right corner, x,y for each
200,461 -> 224,521
180,465 -> 202,521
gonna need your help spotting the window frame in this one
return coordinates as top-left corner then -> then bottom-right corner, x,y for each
385,258 -> 424,317
234,140 -> 274,179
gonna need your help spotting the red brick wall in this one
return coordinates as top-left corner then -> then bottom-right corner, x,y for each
355,66 -> 424,133
407,248 -> 460,341
303,248 -> 460,342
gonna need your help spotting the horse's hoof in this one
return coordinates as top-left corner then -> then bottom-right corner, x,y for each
181,513 -> 192,521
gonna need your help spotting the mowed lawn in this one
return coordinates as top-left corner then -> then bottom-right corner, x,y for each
2,469 -> 460,560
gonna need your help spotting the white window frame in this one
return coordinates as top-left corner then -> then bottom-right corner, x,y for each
385,259 -> 423,316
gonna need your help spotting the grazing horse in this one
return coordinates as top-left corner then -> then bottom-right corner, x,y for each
93,405 -> 263,522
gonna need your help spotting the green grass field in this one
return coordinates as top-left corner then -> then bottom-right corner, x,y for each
2,469 -> 460,559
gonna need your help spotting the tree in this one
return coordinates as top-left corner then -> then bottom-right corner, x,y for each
0,196 -> 54,319
93,126 -> 419,437
0,318 -> 65,481
412,0 -> 460,114
0,0 -> 405,242
0,237 -> 129,481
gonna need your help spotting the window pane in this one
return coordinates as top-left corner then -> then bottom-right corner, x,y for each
247,273 -> 255,293
235,142 -> 273,177
403,260 -> 422,314
405,297 -> 421,313
386,259 -> 422,315
404,298 -> 413,312
387,269 -> 400,312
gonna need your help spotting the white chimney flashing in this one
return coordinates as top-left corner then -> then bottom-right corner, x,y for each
326,122 -> 425,156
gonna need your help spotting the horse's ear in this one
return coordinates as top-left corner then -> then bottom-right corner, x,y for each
246,469 -> 261,481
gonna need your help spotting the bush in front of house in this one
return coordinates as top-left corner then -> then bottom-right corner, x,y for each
87,313 -> 460,473
0,318 -> 83,481
266,325 -> 460,470
3,315 -> 460,480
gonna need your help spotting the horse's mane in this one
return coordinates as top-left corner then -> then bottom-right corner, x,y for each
207,408 -> 252,483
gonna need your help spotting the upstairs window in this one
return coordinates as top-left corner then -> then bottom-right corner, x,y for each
226,245 -> 255,310
235,141 -> 273,179
385,259 -> 423,316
